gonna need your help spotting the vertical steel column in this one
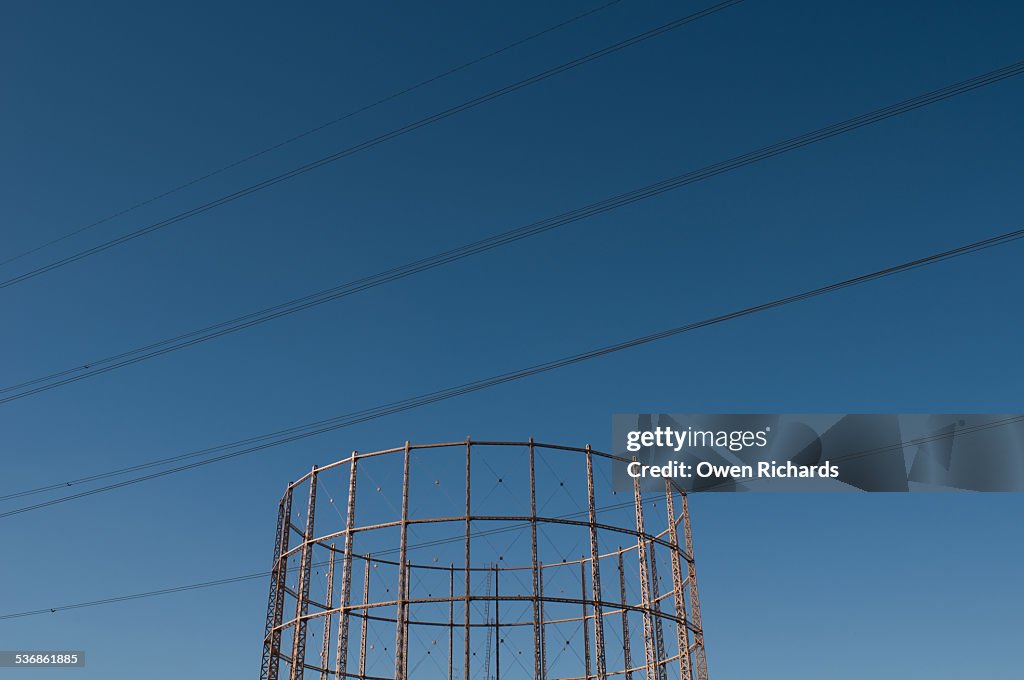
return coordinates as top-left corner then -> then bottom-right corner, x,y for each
290,469 -> 319,680
538,561 -> 547,679
261,499 -> 284,679
393,443 -> 412,680
580,559 -> 592,680
680,493 -> 708,680
529,439 -> 542,680
320,548 -> 336,680
448,564 -> 455,680
585,446 -> 608,680
617,550 -> 634,680
632,461 -> 657,680
648,540 -> 667,680
401,561 -> 411,679
268,489 -> 294,680
463,438 -> 472,680
663,482 -> 693,680
335,456 -> 359,680
262,493 -> 289,680
357,556 -> 370,680
337,552 -> 355,679
493,564 -> 501,680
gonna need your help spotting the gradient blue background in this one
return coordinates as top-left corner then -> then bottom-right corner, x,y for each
2,0 -> 1022,677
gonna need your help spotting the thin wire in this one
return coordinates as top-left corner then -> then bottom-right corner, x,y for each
1,224 -> 1021,518
0,0 -> 627,269
3,54 -> 1022,407
0,0 -> 744,292
315,475 -> 348,524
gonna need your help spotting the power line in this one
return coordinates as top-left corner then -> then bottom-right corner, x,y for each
0,0 -> 626,270
3,55 -> 1022,408
2,223 -> 1021,518
5,415 -> 1020,622
0,571 -> 267,621
0,0 -> 743,292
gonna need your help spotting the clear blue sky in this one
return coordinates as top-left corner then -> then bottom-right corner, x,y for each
1,0 -> 1022,678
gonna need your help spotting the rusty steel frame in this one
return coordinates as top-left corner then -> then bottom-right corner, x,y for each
320,548 -> 335,680
259,439 -> 709,680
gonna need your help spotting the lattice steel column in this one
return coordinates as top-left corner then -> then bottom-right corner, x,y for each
617,550 -> 634,680
538,561 -> 547,679
680,493 -> 708,680
632,461 -> 657,680
393,443 -> 411,680
400,561 -> 411,678
529,438 -> 542,680
580,558 -> 592,680
463,438 -> 472,680
448,564 -> 455,680
648,540 -> 667,680
664,481 -> 693,680
585,446 -> 608,680
494,564 -> 501,680
357,556 -> 371,680
290,469 -> 318,680
262,492 -> 289,680
335,456 -> 359,680
320,548 -> 335,680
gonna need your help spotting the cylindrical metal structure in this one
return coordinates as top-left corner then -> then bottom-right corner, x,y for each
260,439 -> 709,680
